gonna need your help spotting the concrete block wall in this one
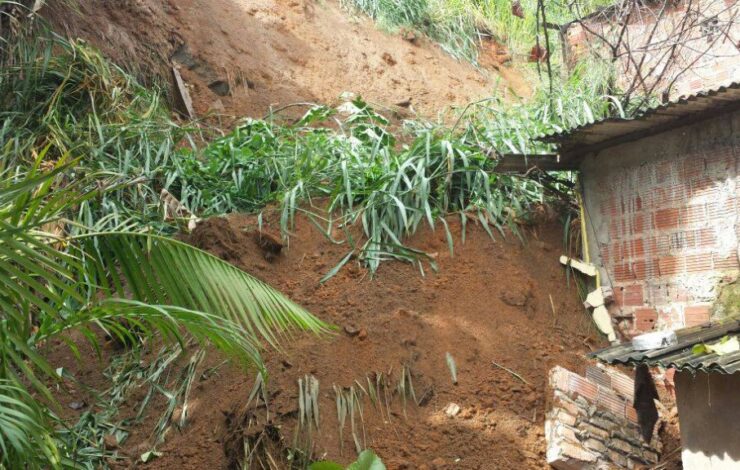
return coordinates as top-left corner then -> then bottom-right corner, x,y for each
565,0 -> 739,99
546,366 -> 661,469
581,111 -> 740,336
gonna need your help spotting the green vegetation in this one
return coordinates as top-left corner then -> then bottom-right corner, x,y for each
0,24 -> 326,470
1,31 -> 190,232
0,1 -> 655,466
341,0 -> 615,63
310,449 -> 386,470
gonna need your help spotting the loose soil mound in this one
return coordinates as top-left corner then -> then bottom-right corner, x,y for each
90,213 -> 599,469
43,0 -> 529,120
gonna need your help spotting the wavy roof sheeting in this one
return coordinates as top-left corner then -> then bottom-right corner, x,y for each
591,316 -> 740,374
539,82 -> 740,165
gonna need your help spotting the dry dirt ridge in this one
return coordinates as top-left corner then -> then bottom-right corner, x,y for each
45,0 -> 529,120
50,213 -> 603,469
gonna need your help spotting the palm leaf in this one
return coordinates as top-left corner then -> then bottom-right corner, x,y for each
75,232 -> 329,351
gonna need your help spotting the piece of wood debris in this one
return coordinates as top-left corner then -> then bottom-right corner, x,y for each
171,65 -> 195,120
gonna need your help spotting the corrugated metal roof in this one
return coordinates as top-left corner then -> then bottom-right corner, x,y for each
591,316 -> 740,374
540,82 -> 740,164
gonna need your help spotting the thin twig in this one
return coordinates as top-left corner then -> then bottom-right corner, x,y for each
492,361 -> 530,385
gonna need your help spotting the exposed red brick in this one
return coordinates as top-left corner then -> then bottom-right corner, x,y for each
626,406 -> 638,423
658,256 -> 685,276
567,374 -> 598,401
698,228 -> 717,247
630,212 -> 649,234
682,204 -> 707,225
654,208 -> 680,230
614,263 -> 633,282
634,308 -> 658,332
689,177 -> 717,198
684,253 -> 713,273
627,238 -> 645,259
713,253 -> 740,271
633,260 -> 648,281
684,305 -> 711,327
621,285 -> 644,306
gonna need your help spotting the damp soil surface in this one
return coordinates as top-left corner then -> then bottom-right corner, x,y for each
48,212 -> 604,469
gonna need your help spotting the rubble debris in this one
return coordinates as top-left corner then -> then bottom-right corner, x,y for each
500,288 -> 531,307
343,325 -> 360,337
546,366 -> 661,470
632,330 -> 678,350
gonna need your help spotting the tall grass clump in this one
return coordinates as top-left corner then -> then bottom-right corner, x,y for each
169,98 -> 551,273
0,27 -> 191,232
341,0 -> 481,62
341,0 -> 615,65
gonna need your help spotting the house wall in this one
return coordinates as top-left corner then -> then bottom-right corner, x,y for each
580,109 -> 740,336
675,371 -> 740,469
565,0 -> 739,99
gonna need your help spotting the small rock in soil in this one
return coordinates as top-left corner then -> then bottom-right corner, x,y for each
431,457 -> 447,469
68,401 -> 86,410
357,328 -> 368,341
343,325 -> 360,337
500,289 -> 531,307
443,402 -> 461,418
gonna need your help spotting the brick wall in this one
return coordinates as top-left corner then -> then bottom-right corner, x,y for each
546,366 -> 661,469
581,110 -> 740,336
565,0 -> 739,99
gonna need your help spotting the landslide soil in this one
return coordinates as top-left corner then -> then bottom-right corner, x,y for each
44,0 -> 528,120
49,213 -> 603,469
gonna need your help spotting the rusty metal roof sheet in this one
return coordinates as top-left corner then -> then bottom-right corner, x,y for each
540,82 -> 740,164
591,316 -> 740,374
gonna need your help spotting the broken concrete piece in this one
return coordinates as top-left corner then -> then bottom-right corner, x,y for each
559,255 -> 597,277
584,288 -> 605,309
171,66 -> 195,120
592,305 -> 617,342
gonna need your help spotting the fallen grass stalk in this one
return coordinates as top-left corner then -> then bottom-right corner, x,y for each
492,361 -> 530,385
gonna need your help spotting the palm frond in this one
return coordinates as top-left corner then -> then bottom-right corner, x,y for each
0,380 -> 61,469
75,232 -> 329,351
